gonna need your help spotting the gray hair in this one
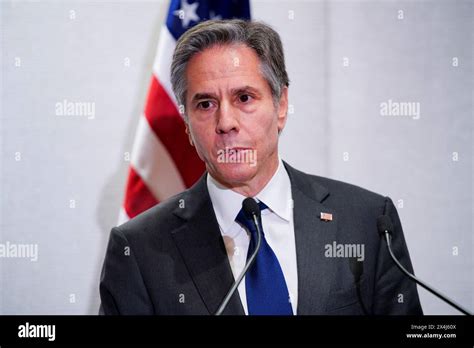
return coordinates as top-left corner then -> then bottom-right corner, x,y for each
170,19 -> 289,117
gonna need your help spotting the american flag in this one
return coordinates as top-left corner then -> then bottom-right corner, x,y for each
119,0 -> 251,223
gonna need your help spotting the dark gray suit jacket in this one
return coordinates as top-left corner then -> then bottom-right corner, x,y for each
99,162 -> 422,315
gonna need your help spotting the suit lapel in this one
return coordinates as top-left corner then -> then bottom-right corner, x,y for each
284,162 -> 338,315
170,163 -> 336,315
171,174 -> 245,315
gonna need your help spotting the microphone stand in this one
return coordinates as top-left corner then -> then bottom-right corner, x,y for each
382,230 -> 472,316
215,207 -> 263,315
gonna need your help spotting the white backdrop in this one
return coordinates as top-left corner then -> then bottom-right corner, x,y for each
1,0 -> 472,314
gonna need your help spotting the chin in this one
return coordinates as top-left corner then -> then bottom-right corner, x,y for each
212,163 -> 258,186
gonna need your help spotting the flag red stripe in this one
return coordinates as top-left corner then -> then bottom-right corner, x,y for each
144,75 -> 205,188
123,166 -> 159,218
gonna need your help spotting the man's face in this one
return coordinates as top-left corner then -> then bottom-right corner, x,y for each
184,44 -> 288,190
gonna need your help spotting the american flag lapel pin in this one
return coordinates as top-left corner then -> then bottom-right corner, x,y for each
320,212 -> 333,222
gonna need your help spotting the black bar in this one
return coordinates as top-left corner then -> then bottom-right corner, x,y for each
0,315 -> 472,346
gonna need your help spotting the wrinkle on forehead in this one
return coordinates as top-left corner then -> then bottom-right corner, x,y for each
186,44 -> 267,99
188,44 -> 260,78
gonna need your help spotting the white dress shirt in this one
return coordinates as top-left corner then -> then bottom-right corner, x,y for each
206,159 -> 298,315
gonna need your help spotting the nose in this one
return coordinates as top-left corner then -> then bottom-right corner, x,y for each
216,102 -> 239,135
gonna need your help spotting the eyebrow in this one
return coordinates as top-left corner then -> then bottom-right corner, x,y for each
230,86 -> 261,97
190,86 -> 261,103
191,93 -> 217,103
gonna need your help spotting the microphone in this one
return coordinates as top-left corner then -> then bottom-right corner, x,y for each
215,198 -> 263,315
349,258 -> 368,315
377,215 -> 472,315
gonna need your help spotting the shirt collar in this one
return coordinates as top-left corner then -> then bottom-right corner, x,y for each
255,159 -> 292,222
207,158 -> 292,235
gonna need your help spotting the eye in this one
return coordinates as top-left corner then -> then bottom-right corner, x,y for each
239,94 -> 252,103
197,100 -> 212,109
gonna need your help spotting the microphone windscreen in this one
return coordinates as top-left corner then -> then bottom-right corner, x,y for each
242,197 -> 261,219
377,215 -> 394,235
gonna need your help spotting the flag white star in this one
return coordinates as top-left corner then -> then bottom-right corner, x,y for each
173,0 -> 200,28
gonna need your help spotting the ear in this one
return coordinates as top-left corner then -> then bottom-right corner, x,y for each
184,121 -> 194,147
277,87 -> 289,134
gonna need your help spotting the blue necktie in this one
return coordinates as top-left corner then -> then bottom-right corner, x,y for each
235,200 -> 293,315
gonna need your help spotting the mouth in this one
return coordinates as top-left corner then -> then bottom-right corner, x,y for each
217,146 -> 252,153
226,147 -> 251,152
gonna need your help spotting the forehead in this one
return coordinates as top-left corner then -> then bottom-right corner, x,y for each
185,44 -> 264,88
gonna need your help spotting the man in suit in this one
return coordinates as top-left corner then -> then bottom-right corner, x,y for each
99,19 -> 422,315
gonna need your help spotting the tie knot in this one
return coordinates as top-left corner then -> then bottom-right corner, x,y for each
235,200 -> 268,230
